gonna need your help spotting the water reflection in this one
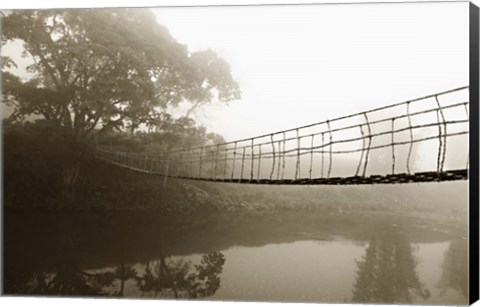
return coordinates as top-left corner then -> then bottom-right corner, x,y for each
437,239 -> 468,298
3,210 -> 468,304
137,252 -> 225,298
3,213 -> 226,299
352,228 -> 430,304
134,229 -> 226,299
4,233 -> 118,296
5,232 -> 225,299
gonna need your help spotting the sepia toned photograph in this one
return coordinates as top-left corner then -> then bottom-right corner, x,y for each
1,1 -> 477,306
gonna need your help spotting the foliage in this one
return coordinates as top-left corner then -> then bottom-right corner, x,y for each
1,9 -> 240,142
3,119 -> 68,208
96,115 -> 226,153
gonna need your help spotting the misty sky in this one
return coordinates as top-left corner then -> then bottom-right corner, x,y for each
153,2 -> 469,141
2,2 -> 469,143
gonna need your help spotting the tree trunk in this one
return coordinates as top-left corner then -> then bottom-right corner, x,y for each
63,159 -> 82,202
62,136 -> 87,203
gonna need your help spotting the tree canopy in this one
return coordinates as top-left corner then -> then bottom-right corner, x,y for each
1,8 -> 240,142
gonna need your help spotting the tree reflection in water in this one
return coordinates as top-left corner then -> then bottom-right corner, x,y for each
437,239 -> 468,298
131,226 -> 226,299
4,230 -> 226,299
136,252 -> 226,298
352,228 -> 430,304
4,234 -> 118,297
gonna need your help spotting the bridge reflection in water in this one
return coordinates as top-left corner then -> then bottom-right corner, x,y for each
4,209 -> 468,304
95,86 -> 469,185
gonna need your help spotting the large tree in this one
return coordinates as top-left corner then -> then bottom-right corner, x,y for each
2,8 -> 240,138
1,8 -> 240,197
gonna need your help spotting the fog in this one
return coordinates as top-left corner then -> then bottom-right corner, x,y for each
152,2 -> 468,142
1,2 -> 471,305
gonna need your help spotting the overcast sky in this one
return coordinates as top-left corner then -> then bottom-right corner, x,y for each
2,2 -> 469,142
0,3 -> 474,307
151,2 -> 469,141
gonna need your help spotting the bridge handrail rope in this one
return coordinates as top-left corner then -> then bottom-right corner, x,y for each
98,119 -> 468,160
133,85 -> 469,155
97,100 -> 468,159
94,86 -> 470,185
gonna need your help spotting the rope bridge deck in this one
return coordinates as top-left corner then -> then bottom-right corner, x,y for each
95,86 -> 470,185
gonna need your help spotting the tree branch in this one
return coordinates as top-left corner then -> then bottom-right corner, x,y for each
184,100 -> 203,118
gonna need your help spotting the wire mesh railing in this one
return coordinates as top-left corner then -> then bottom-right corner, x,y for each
94,86 -> 469,185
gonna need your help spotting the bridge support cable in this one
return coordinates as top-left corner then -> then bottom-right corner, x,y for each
257,144 -> 262,181
274,141 -> 279,180
406,102 -> 414,175
362,112 -> 372,177
250,139 -> 255,182
231,142 -> 237,180
269,134 -> 276,180
240,147 -> 246,182
281,132 -> 286,180
94,86 -> 470,185
223,146 -> 228,180
356,124 -> 366,177
435,95 -> 448,173
214,144 -> 219,180
391,119 -> 396,174
295,129 -> 301,180
321,132 -> 325,178
436,109 -> 444,174
309,134 -> 315,179
326,120 -> 333,179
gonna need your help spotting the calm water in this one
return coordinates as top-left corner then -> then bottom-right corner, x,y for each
3,210 -> 468,305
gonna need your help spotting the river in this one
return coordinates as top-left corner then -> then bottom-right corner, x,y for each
3,209 -> 468,304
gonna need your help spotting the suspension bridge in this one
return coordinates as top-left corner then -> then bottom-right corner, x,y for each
95,86 -> 470,185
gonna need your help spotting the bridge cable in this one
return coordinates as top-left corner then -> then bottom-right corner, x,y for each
327,120 -> 333,178
224,145 -> 228,180
231,142 -> 237,180
391,118 -> 396,174
309,134 -> 314,179
216,145 -> 221,179
257,144 -> 262,181
435,95 -> 447,173
295,128 -> 301,180
281,132 -> 286,180
436,109 -> 443,174
250,138 -> 255,182
94,86 -> 469,185
362,112 -> 372,177
356,124 -> 366,176
277,140 -> 282,180
269,134 -> 276,180
406,102 -> 414,174
321,132 -> 325,178
240,147 -> 246,182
